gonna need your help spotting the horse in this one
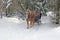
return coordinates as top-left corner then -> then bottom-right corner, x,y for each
26,10 -> 41,29
26,11 -> 36,28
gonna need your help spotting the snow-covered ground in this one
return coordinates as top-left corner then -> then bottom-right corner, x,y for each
0,16 -> 60,40
46,11 -> 56,23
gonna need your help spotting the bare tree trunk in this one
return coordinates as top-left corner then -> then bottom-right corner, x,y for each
56,11 -> 59,24
1,11 -> 2,18
0,0 -> 3,18
56,0 -> 60,24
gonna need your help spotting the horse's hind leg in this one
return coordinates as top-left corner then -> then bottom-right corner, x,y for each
31,19 -> 34,27
38,19 -> 41,25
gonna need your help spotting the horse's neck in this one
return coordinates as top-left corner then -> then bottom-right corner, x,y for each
26,13 -> 30,18
32,12 -> 36,16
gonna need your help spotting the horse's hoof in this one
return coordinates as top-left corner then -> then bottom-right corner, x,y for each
30,25 -> 32,28
38,23 -> 40,25
27,27 -> 29,29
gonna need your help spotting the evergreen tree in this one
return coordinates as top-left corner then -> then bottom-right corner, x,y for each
2,0 -> 48,20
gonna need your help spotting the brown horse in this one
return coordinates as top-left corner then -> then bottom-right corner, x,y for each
26,11 -> 36,28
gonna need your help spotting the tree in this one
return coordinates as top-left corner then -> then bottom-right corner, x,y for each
55,0 -> 60,24
17,0 -> 48,16
1,0 -> 48,20
0,0 -> 4,18
54,0 -> 60,24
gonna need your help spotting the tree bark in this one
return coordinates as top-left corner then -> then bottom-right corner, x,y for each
56,0 -> 59,24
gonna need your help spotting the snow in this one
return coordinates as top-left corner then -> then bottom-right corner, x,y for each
0,16 -> 60,40
7,0 -> 11,3
46,11 -> 56,23
6,2 -> 12,8
46,11 -> 55,17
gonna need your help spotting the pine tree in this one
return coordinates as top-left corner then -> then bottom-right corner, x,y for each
2,0 -> 48,20
17,0 -> 48,16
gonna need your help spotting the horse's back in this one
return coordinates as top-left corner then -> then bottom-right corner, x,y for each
35,14 -> 41,22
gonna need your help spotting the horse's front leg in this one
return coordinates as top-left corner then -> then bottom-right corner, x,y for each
32,18 -> 35,26
28,20 -> 33,28
27,20 -> 31,29
26,19 -> 29,29
28,21 -> 31,27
